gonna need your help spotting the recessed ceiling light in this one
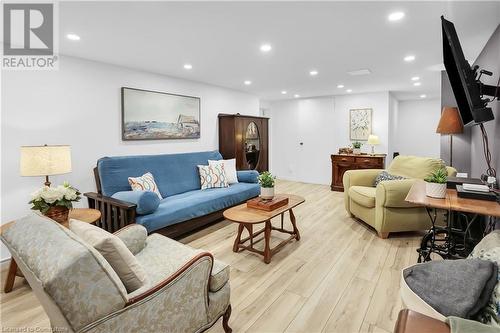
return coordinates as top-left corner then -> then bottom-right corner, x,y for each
404,55 -> 416,62
183,64 -> 193,70
244,80 -> 252,85
260,43 -> 272,52
420,94 -> 427,98
337,84 -> 345,89
281,90 -> 287,95
413,82 -> 421,86
388,12 -> 405,22
411,76 -> 420,81
294,94 -> 300,98
66,33 -> 80,41
346,89 -> 353,93
309,70 -> 318,76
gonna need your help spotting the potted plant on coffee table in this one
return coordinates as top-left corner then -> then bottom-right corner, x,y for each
29,182 -> 81,223
424,168 -> 448,199
352,141 -> 363,154
258,171 -> 276,200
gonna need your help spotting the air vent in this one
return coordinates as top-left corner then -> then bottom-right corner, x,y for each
348,69 -> 371,76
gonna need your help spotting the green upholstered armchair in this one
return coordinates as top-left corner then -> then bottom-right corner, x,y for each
343,155 -> 457,239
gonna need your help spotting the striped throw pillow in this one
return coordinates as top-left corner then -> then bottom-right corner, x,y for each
198,164 -> 228,190
128,172 -> 162,199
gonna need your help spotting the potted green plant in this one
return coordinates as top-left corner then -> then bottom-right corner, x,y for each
258,171 -> 276,200
29,182 -> 81,223
352,141 -> 363,154
424,168 -> 448,198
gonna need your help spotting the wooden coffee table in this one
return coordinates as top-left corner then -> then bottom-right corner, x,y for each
223,194 -> 305,264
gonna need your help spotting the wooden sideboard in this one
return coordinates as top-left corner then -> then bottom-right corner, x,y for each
331,154 -> 386,191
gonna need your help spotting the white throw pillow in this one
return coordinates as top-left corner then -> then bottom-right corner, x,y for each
128,172 -> 162,199
209,159 -> 238,184
69,219 -> 147,293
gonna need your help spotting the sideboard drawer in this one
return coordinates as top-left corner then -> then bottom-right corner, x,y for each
358,163 -> 383,169
332,155 -> 355,163
331,154 -> 386,191
355,157 -> 379,164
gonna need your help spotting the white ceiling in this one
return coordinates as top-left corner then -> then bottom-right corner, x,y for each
57,1 -> 500,101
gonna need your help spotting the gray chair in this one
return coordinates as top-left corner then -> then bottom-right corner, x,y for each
1,214 -> 232,333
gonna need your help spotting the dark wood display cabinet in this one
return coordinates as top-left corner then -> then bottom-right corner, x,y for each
331,154 -> 386,191
218,114 -> 269,173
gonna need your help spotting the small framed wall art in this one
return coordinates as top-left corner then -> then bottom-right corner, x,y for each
349,108 -> 372,141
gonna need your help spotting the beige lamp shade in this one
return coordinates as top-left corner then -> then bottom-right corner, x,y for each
20,145 -> 72,176
367,134 -> 380,145
436,107 -> 464,134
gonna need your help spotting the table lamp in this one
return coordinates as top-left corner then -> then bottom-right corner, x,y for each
436,107 -> 463,167
367,134 -> 380,155
20,145 -> 72,187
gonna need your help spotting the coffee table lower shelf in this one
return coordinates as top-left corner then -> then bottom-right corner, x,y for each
232,212 -> 300,264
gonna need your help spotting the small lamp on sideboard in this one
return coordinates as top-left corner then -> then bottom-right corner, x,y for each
20,145 -> 72,187
367,134 -> 380,155
436,107 -> 463,167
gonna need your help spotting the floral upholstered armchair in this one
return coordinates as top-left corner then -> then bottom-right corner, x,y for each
0,214 -> 232,333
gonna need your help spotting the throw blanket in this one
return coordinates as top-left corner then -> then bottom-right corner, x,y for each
446,316 -> 499,333
403,259 -> 498,318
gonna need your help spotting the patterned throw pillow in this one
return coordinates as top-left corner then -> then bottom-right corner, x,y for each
128,172 -> 162,199
208,159 -> 239,184
198,164 -> 228,190
469,230 -> 500,327
373,171 -> 407,186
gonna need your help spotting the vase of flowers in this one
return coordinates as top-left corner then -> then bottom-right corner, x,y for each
424,168 -> 448,199
258,171 -> 276,200
30,182 -> 81,223
352,141 -> 363,154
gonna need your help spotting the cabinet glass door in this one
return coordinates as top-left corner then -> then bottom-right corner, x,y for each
244,122 -> 260,170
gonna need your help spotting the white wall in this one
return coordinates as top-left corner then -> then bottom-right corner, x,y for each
388,93 -> 399,164
268,92 -> 390,185
393,99 -> 441,158
1,56 -> 259,261
470,25 -> 499,178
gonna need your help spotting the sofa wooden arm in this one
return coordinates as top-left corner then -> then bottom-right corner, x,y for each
125,252 -> 214,306
84,192 -> 137,233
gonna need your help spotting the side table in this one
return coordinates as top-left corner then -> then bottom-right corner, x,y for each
2,208 -> 101,293
405,180 -> 500,262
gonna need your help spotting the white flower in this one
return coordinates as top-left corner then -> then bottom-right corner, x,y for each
64,187 -> 78,201
55,184 -> 78,201
31,187 -> 45,201
40,187 -> 64,204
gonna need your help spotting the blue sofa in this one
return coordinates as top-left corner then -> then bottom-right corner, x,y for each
85,150 -> 260,236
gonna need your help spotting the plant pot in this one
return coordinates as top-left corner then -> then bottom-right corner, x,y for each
425,182 -> 447,199
260,186 -> 275,200
353,148 -> 361,155
44,206 -> 69,224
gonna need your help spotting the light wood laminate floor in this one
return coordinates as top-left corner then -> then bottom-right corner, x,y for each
0,180 -> 422,332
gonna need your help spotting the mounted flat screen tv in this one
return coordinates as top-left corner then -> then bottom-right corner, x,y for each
441,16 -> 494,125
